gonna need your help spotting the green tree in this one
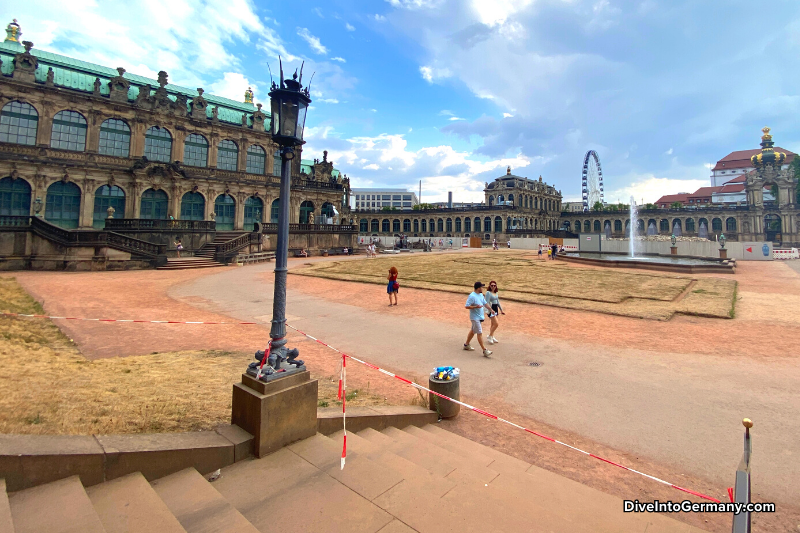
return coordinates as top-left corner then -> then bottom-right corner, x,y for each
412,203 -> 436,210
670,201 -> 683,209
644,203 -> 656,210
592,201 -> 604,211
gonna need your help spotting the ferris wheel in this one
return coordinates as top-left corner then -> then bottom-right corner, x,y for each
581,150 -> 604,211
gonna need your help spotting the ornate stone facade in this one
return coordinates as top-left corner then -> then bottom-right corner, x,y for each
0,23 -> 350,232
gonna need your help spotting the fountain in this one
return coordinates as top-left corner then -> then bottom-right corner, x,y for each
605,221 -> 612,240
698,222 -> 708,239
628,196 -> 638,257
647,222 -> 657,236
672,221 -> 682,237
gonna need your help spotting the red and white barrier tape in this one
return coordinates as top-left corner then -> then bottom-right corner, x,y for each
1,312 -> 259,325
285,323 -> 721,503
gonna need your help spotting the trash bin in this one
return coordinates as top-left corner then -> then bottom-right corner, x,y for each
428,373 -> 460,418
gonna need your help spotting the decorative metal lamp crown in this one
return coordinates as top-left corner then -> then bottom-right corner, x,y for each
720,233 -> 726,249
671,234 -> 676,246
751,127 -> 786,169
5,19 -> 20,43
268,58 -> 312,148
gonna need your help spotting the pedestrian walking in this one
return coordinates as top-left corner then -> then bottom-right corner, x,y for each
551,243 -> 558,260
464,281 -> 493,357
492,238 -> 498,250
538,246 -> 543,260
174,239 -> 183,258
387,266 -> 399,306
485,281 -> 505,344
506,240 -> 511,248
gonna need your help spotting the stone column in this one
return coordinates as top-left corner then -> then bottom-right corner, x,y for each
238,139 -> 248,173
86,113 -> 101,153
170,186 -> 181,219
79,182 -> 94,229
208,133 -> 219,168
130,120 -> 146,158
173,130 -> 186,163
235,193 -> 245,230
36,107 -> 54,147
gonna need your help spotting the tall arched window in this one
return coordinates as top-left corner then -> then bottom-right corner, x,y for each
593,220 -> 601,232
98,118 -> 131,157
498,195 -> 505,204
50,110 -> 87,151
214,194 -> 236,230
421,219 -> 427,232
0,101 -> 38,145
726,217 -> 737,232
403,219 -> 411,232
488,196 -> 494,206
660,219 -> 669,232
270,198 -> 280,223
494,216 -> 502,232
455,217 -> 461,232
140,189 -> 168,219
413,219 -> 419,233
45,181 -> 81,229
360,219 -> 368,232
584,220 -> 591,232
686,218 -> 695,233
300,201 -> 315,224
371,219 -> 380,233
437,218 -> 444,232
614,220 -> 622,232
273,150 -> 281,176
382,219 -> 390,233
144,127 -> 172,162
183,133 -> 208,167
0,177 -> 31,216
464,218 -> 471,232
246,145 -> 266,174
446,218 -> 452,232
93,185 -> 125,228
508,194 -> 514,205
244,196 -> 263,230
712,218 -> 723,232
321,202 -> 335,220
484,217 -> 491,232
474,217 -> 481,232
217,140 -> 238,171
180,192 -> 205,221
393,219 -> 400,233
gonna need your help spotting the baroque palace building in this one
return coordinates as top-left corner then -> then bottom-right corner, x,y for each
358,167 -> 563,240
0,20 -> 350,233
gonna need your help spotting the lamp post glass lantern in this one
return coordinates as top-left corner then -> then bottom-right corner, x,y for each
246,61 -> 312,381
720,233 -> 726,249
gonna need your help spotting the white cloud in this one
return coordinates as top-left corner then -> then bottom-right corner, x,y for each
472,0 -> 533,27
319,98 -> 340,104
604,177 -> 709,205
297,27 -> 328,55
345,22 -> 355,31
420,65 -> 452,83
208,72 -> 259,104
313,7 -> 324,18
448,116 -> 464,121
330,56 -> 346,62
374,14 -> 387,22
387,0 -> 444,9
502,113 -> 514,118
665,148 -> 674,155
363,164 -> 380,170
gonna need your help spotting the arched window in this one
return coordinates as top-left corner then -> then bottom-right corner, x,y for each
488,196 -> 494,206
244,196 -> 263,230
98,118 -> 131,157
660,219 -> 670,232
217,140 -> 238,171
45,181 -> 81,228
465,217 -> 471,232
508,194 -> 514,205
712,218 -> 723,232
484,217 -> 492,232
403,219 -> 411,232
421,219 -> 427,232
181,192 -> 205,221
93,185 -> 125,228
321,202 -> 335,220
446,218 -> 452,232
593,220 -> 601,232
455,217 -> 461,232
498,195 -> 505,204
726,217 -> 737,232
686,218 -> 695,233
144,126 -> 172,162
0,177 -> 31,216
214,194 -> 236,230
429,219 -> 435,233
360,218 -> 368,232
0,101 -> 38,145
271,199 -> 280,223
437,218 -> 444,233
614,220 -> 622,232
573,220 -> 579,232
300,201 -> 315,224
140,189 -> 168,220
494,216 -> 502,232
246,145 -> 266,174
273,150 -> 281,176
413,219 -> 419,233
371,219 -> 380,233
637,219 -> 645,232
50,110 -> 87,151
392,219 -> 400,233
183,133 -> 208,167
382,219 -> 390,233
474,217 -> 481,232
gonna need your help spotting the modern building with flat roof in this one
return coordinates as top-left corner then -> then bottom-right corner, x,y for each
352,188 -> 418,210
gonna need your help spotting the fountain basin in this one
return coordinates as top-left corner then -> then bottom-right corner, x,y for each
559,252 -> 735,274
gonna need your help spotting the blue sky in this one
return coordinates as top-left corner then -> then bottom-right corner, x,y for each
4,0 -> 799,203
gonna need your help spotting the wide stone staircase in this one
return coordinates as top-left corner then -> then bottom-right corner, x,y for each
157,232 -> 246,270
1,424 -> 705,533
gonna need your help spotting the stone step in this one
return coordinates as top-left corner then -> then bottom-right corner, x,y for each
0,480 -> 14,533
358,427 -> 458,479
382,426 -> 499,484
86,472 -> 186,533
329,430 -> 454,497
419,425 -> 532,475
157,264 -> 224,270
8,475 -> 106,533
213,446 -> 393,533
151,467 -> 259,533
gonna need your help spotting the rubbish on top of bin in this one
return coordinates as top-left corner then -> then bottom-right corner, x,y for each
432,366 -> 460,380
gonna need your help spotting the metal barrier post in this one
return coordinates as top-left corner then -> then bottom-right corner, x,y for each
732,418 -> 752,533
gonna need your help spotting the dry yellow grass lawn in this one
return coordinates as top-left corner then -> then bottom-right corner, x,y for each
0,277 -> 387,435
292,252 -> 737,320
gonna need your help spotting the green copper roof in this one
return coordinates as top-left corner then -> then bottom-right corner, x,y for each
0,40 -> 259,126
300,158 -> 341,178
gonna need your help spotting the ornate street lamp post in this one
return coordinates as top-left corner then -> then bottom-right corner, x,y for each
247,63 -> 311,380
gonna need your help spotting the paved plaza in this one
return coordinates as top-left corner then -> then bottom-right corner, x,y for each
9,251 -> 800,532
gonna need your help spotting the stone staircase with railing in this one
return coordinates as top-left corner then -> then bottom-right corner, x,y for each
1,424 -> 705,533
157,231 -> 247,270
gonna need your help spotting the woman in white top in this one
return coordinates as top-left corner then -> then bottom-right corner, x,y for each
485,280 -> 505,344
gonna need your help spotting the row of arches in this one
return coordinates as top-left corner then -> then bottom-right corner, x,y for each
0,177 -> 335,230
0,101 -> 276,174
567,217 -> 739,234
487,194 -> 559,211
357,216 -> 558,235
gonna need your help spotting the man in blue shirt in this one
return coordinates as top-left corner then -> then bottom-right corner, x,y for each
464,281 -> 494,357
